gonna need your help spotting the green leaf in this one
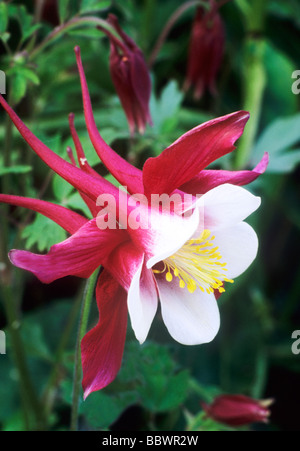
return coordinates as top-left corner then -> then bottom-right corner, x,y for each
80,391 -> 135,429
8,66 -> 40,104
0,165 -> 32,176
150,80 -> 184,135
66,191 -> 92,218
58,0 -> 71,23
67,28 -> 105,39
118,341 -> 190,413
52,174 -> 74,203
12,5 -> 40,43
22,214 -> 67,252
10,73 -> 27,104
0,2 -> 8,34
253,113 -> 300,173
20,322 -> 52,362
80,0 -> 112,14
265,148 -> 300,173
16,67 -> 40,86
0,32 -> 10,43
253,113 -> 300,156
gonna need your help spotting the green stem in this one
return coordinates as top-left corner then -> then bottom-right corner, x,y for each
70,269 -> 99,431
1,283 -> 45,429
29,16 -> 121,61
234,0 -> 268,169
148,0 -> 207,68
42,289 -> 83,418
0,88 -> 45,429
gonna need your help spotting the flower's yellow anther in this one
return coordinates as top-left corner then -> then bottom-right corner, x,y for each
179,279 -> 186,289
166,272 -> 173,282
155,229 -> 235,295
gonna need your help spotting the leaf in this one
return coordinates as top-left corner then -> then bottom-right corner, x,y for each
253,113 -> 300,173
80,0 -> 112,14
8,66 -> 40,104
10,73 -> 27,104
268,0 -> 300,27
0,165 -> 32,176
265,148 -> 300,173
52,174 -> 74,203
58,0 -> 71,23
12,5 -> 40,43
67,28 -> 105,39
150,80 -> 184,135
20,322 -> 52,362
80,391 -> 136,429
0,2 -> 8,34
22,214 -> 67,252
17,67 -> 40,86
0,32 -> 10,43
65,191 -> 92,218
118,341 -> 190,413
253,113 -> 300,156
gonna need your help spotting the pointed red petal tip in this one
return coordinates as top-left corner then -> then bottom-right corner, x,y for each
69,112 -> 75,121
74,46 -> 81,58
8,250 -> 17,265
259,152 -> 269,171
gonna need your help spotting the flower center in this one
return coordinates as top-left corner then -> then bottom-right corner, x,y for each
154,229 -> 234,294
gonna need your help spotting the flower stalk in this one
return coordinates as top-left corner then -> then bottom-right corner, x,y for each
148,0 -> 207,68
28,16 -> 121,61
70,268 -> 100,431
234,0 -> 268,169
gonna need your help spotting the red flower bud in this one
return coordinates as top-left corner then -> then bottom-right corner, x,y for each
35,0 -> 59,26
202,394 -> 273,427
184,0 -> 225,99
103,14 -> 152,136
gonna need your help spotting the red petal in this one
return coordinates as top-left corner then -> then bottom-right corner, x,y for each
143,111 -> 250,197
74,46 -> 144,194
180,153 -> 269,196
0,194 -> 87,234
81,270 -> 127,397
0,94 -> 119,203
9,218 -> 127,283
68,113 -> 100,178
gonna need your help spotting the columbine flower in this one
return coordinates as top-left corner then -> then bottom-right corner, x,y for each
202,395 -> 274,427
100,14 -> 152,135
183,0 -> 225,99
0,46 -> 268,398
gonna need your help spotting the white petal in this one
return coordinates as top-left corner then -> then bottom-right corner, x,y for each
145,205 -> 200,269
156,277 -> 220,345
213,222 -> 259,279
127,258 -> 158,344
200,184 -> 261,231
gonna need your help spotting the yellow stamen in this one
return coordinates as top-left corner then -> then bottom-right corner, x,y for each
154,229 -> 234,294
166,272 -> 173,282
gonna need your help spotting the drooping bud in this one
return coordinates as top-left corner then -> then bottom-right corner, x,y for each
202,394 -> 274,427
102,14 -> 152,136
184,0 -> 225,99
35,0 -> 59,26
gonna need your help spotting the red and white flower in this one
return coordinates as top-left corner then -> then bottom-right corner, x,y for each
0,46 -> 267,398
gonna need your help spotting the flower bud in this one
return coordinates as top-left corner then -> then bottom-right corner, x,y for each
103,14 -> 152,136
202,394 -> 273,427
184,0 -> 225,99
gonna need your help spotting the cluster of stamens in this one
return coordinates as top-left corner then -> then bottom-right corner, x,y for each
153,229 -> 234,294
